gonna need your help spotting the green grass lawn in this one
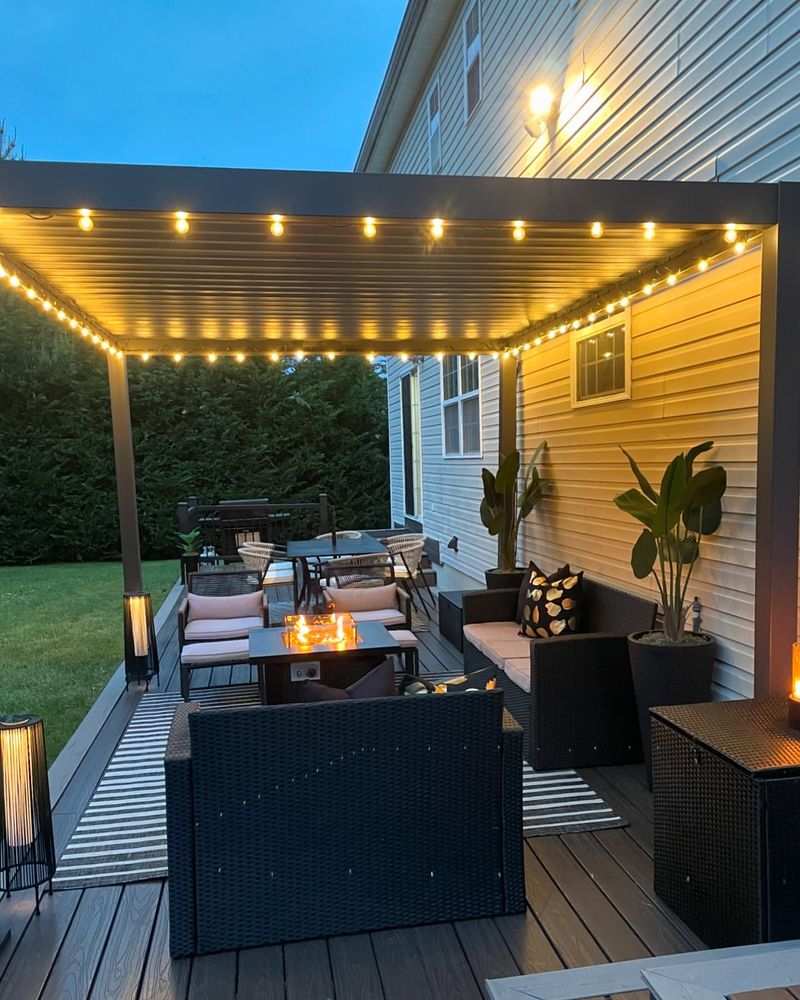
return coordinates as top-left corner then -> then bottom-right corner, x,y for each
0,561 -> 179,764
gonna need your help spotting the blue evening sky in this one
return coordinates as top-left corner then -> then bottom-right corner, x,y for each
3,1 -> 406,170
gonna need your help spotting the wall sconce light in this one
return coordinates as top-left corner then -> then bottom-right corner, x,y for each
524,85 -> 556,137
447,536 -> 459,553
0,715 -> 56,913
789,642 -> 800,730
123,592 -> 159,687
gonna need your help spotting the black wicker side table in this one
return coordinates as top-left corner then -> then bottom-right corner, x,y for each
439,590 -> 483,652
651,696 -> 800,948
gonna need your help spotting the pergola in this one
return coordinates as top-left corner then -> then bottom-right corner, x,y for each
0,160 -> 796,694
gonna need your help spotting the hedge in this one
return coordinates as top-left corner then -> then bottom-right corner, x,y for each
0,287 -> 390,564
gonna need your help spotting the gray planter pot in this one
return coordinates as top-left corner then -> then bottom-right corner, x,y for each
628,630 -> 715,782
485,568 -> 526,591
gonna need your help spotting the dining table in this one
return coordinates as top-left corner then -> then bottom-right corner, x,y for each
285,534 -> 390,608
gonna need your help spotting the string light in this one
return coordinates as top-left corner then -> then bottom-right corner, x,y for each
605,302 -> 615,314
270,214 -> 285,237
235,352 -> 246,363
512,220 -> 526,241
78,208 -> 94,232
399,352 -> 408,362
588,312 -> 596,323
590,221 -> 603,238
430,218 -> 445,240
141,353 -> 150,362
643,221 -> 656,240
724,224 -> 737,244
207,352 -> 217,363
327,351 -> 337,360
269,351 -> 280,362
643,283 -> 653,295
295,349 -> 305,360
735,241 -> 746,254
667,273 -> 677,286
173,353 -> 183,363
512,347 -> 520,357
619,296 -> 629,308
698,258 -> 709,272
174,211 -> 189,235
491,351 -> 499,359
363,217 -> 377,239
559,324 -> 567,334
572,320 -> 581,330
366,352 -> 375,363
26,288 -> 36,300
534,337 -> 542,346
57,309 -> 65,321
42,300 -> 52,312
547,330 -> 556,340
521,344 -> 530,352
435,351 -> 444,361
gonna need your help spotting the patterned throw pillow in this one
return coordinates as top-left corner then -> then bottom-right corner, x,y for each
519,564 -> 583,638
515,560 -> 569,623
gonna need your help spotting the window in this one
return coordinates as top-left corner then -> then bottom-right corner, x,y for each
463,1 -> 482,120
570,311 -> 631,407
427,80 -> 442,174
442,355 -> 481,456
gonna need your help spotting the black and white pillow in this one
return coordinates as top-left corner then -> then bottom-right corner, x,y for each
519,563 -> 583,638
515,560 -> 569,624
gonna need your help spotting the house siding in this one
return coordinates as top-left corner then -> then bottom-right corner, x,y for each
370,0 -> 800,696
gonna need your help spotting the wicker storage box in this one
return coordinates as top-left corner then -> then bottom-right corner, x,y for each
652,696 -> 800,948
439,590 -> 482,651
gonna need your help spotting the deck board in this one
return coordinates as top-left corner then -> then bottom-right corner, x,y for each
1,585 -> 714,1000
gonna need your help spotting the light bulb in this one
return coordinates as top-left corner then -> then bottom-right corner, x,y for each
100,341 -> 109,351
173,352 -> 183,363
588,312 -> 596,323
295,349 -> 304,360
235,352 -> 245,363
643,283 -> 653,295
363,217 -> 377,239
78,208 -> 93,232
528,84 -> 554,118
174,211 -> 189,235
141,353 -> 151,362
57,310 -> 65,321
207,352 -> 217,363
643,221 -> 656,240
26,287 -> 36,300
724,224 -> 737,243
559,324 -> 567,334
619,296 -> 630,308
605,303 -> 615,314
90,333 -> 99,343
0,265 -> 6,279
270,214 -> 284,237
534,337 -> 542,346
42,300 -> 52,311
735,241 -> 746,254
512,347 -> 520,357
366,352 -> 375,363
431,218 -> 445,240
572,320 -> 580,330
435,351 -> 444,361
667,273 -> 677,286
698,259 -> 709,272
269,351 -> 280,362
399,352 -> 408,362
512,220 -> 526,241
590,221 -> 603,238
547,330 -> 556,340
521,344 -> 529,352
491,351 -> 499,359
9,275 -> 20,288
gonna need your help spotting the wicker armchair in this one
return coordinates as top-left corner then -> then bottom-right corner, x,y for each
165,692 -> 524,956
462,578 -> 657,770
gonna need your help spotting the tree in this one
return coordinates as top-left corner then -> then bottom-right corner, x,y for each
0,119 -> 22,160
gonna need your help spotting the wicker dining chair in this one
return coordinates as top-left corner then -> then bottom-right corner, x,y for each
318,551 -> 395,590
237,541 -> 295,591
385,534 -> 436,616
314,530 -> 363,541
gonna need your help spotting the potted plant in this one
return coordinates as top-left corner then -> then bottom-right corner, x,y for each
480,441 -> 547,590
177,528 -> 203,584
614,441 -> 725,775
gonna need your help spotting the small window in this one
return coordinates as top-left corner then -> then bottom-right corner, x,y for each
428,80 -> 442,174
570,311 -> 631,407
463,1 -> 482,120
441,355 -> 482,456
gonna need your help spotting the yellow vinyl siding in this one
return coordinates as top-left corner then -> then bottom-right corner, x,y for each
519,250 -> 761,697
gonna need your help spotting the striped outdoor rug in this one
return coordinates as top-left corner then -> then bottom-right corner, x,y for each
522,764 -> 627,837
54,685 -> 626,888
53,685 -> 261,889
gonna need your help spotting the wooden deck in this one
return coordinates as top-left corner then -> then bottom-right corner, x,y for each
0,588 -> 734,1000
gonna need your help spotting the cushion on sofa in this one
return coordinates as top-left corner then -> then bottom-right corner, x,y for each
183,616 -> 263,641
515,561 -> 570,624
463,621 -> 523,656
519,568 -> 584,638
502,657 -> 532,693
481,639 -> 532,669
187,591 -> 264,622
349,608 -> 407,627
180,639 -> 250,665
324,583 -> 398,612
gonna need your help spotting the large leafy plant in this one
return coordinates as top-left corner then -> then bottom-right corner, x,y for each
480,442 -> 547,572
614,442 -> 726,641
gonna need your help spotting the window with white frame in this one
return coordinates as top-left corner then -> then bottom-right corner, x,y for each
570,311 -> 631,407
442,355 -> 481,455
428,80 -> 442,173
463,1 -> 482,120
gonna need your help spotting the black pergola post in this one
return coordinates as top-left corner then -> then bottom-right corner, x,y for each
498,355 -> 518,566
754,182 -> 800,696
107,355 -> 143,592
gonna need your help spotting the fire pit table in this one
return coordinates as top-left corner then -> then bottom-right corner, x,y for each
248,615 -> 400,704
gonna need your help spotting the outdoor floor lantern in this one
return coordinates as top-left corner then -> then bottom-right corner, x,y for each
123,591 -> 159,688
0,715 -> 56,913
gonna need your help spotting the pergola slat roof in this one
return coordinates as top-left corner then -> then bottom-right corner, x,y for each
0,161 -> 778,355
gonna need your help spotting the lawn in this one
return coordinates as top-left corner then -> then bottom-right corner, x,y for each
0,560 -> 179,763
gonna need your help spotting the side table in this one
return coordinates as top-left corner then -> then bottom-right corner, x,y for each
651,696 -> 800,948
438,590 -> 484,652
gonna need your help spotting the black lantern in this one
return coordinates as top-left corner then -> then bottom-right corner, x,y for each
0,716 -> 56,912
123,591 -> 159,687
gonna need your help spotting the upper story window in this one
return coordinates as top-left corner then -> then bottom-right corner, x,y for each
428,80 -> 442,174
442,355 -> 481,456
570,311 -> 631,408
463,1 -> 482,120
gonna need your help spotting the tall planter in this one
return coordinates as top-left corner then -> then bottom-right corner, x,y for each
628,631 -> 715,781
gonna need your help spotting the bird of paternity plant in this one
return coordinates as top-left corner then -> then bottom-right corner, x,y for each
614,441 -> 726,643
480,441 -> 548,572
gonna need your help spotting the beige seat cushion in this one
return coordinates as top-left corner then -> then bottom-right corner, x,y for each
480,639 -> 531,669
462,621 -> 523,656
181,639 -> 250,665
350,609 -> 407,627
325,583 -> 397,612
502,657 -> 531,693
183,616 -> 263,641
187,591 -> 263,621
388,629 -> 418,646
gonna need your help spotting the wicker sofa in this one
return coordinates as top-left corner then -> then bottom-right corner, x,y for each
462,578 -> 657,770
165,690 -> 524,957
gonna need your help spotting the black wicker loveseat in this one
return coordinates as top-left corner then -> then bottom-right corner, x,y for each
462,578 -> 657,770
165,690 -> 524,957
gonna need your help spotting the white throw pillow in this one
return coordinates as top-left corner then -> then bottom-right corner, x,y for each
324,583 -> 398,612
187,591 -> 263,622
